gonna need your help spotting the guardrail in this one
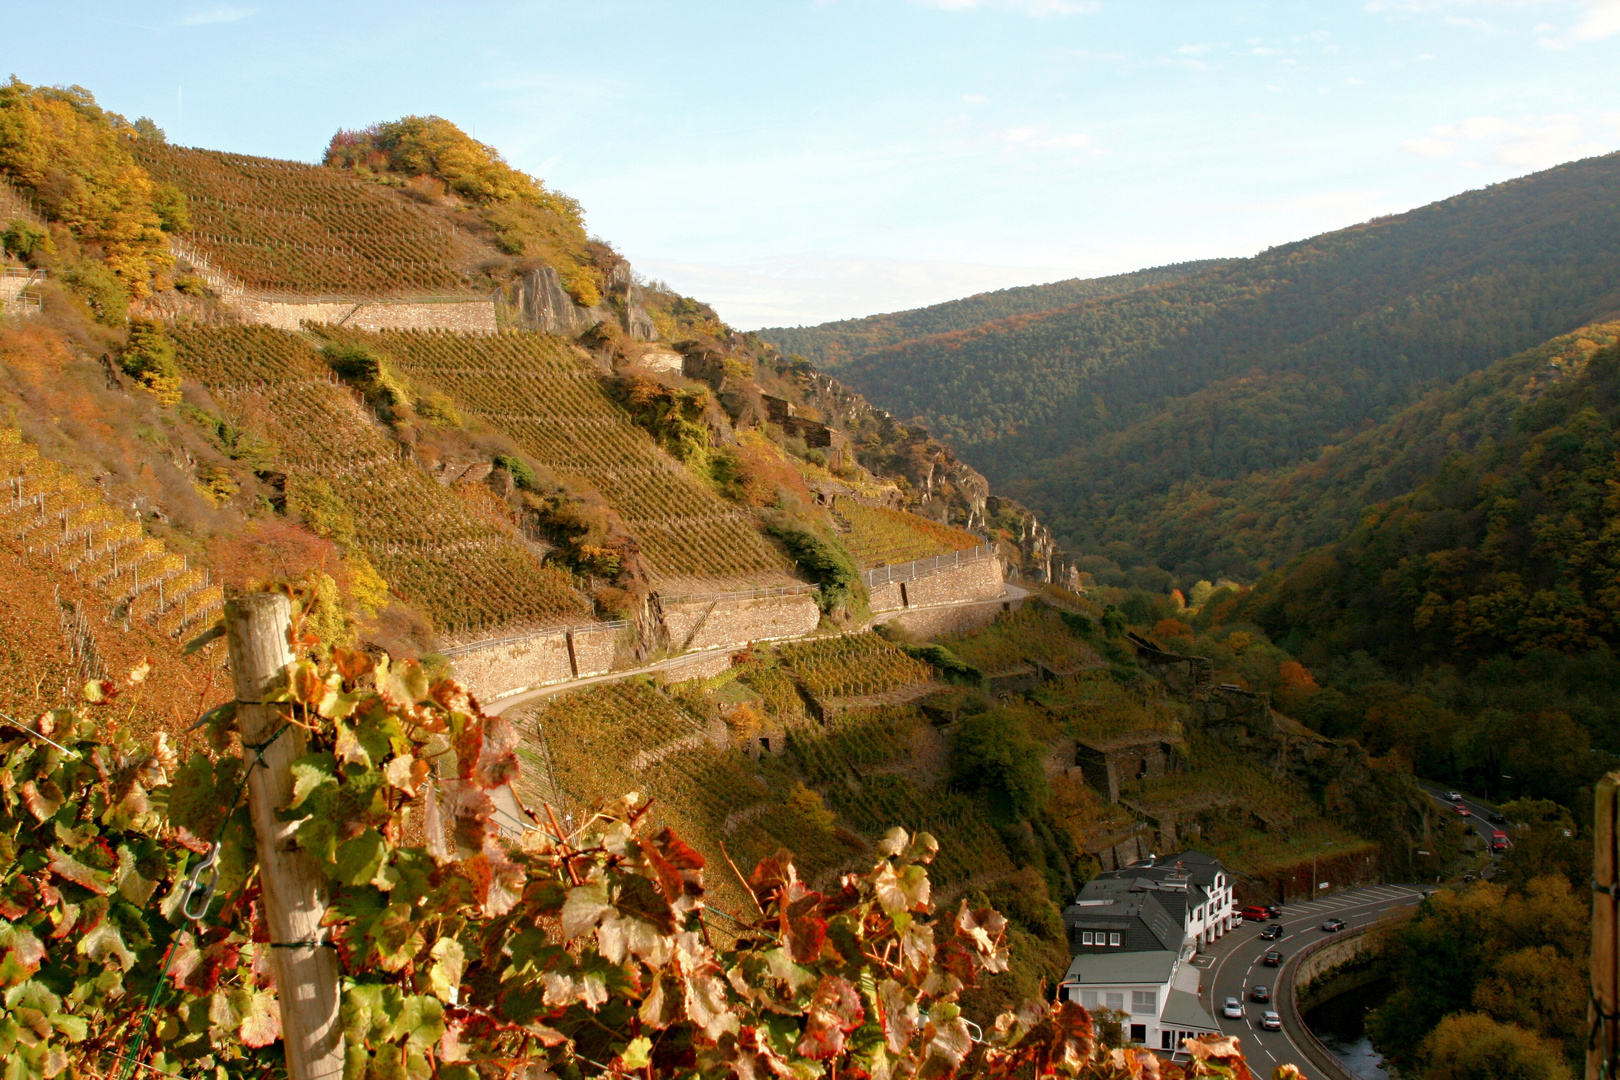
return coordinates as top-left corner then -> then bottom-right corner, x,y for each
442,621 -> 628,658
860,543 -> 998,588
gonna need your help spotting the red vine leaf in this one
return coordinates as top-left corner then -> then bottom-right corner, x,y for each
796,975 -> 864,1060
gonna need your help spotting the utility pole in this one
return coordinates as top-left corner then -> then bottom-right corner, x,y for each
224,595 -> 344,1080
1590,772 -> 1619,1080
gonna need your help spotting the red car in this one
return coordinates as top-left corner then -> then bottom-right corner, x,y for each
1241,905 -> 1270,921
1454,804 -> 1471,817
1491,830 -> 1509,852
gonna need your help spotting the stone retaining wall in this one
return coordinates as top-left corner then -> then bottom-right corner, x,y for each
656,649 -> 737,685
451,623 -> 626,700
569,625 -> 619,677
884,599 -> 1006,639
230,296 -> 499,334
660,593 -> 821,652
904,556 -> 1005,607
453,630 -> 573,701
870,581 -> 906,613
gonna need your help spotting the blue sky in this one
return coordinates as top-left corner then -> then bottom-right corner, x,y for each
9,1 -> 1620,327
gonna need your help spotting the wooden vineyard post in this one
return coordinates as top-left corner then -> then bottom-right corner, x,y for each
1592,772 -> 1620,1080
224,594 -> 345,1080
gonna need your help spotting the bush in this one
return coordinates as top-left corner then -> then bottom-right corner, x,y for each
905,642 -> 985,686
119,318 -> 180,403
494,452 -> 537,490
950,708 -> 1052,820
64,260 -> 128,325
767,519 -> 866,615
1,218 -> 50,260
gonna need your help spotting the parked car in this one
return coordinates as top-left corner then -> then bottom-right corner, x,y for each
1261,1011 -> 1283,1031
1445,791 -> 1463,802
1222,997 -> 1245,1020
1454,803 -> 1471,817
1263,950 -> 1283,967
1321,918 -> 1346,932
1250,985 -> 1271,1003
1260,924 -> 1284,940
1266,905 -> 1283,919
1241,905 -> 1270,921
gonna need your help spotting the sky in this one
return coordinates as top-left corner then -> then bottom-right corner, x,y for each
8,1 -> 1620,328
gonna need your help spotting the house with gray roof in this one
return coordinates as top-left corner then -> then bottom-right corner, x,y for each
1056,851 -> 1236,1055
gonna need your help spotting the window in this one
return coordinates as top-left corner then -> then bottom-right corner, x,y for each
1082,931 -> 1094,945
1105,992 -> 1125,1012
1162,1031 -> 1174,1050
1132,990 -> 1157,1015
1109,932 -> 1122,946
1082,990 -> 1099,1009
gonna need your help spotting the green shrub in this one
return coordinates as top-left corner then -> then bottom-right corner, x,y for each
767,519 -> 865,615
904,643 -> 985,686
494,453 -> 537,490
949,708 -> 1051,820
119,318 -> 180,404
64,261 -> 127,325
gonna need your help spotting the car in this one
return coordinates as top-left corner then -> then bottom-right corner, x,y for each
1454,803 -> 1471,817
1491,830 -> 1509,852
1259,924 -> 1284,940
1240,905 -> 1270,921
1488,811 -> 1507,825
1321,918 -> 1346,932
1250,985 -> 1271,1003
1222,997 -> 1245,1020
1445,791 -> 1463,802
1266,905 -> 1283,920
1261,1011 -> 1283,1031
1263,949 -> 1283,967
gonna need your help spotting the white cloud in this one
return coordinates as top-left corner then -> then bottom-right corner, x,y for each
911,0 -> 1101,14
179,5 -> 256,25
1400,112 -> 1617,168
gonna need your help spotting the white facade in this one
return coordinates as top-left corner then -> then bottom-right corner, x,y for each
1057,951 -> 1219,1052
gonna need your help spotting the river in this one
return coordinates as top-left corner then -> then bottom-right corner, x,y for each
1303,978 -> 1396,1080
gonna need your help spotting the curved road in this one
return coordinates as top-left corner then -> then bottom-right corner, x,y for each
1197,885 -> 1424,1078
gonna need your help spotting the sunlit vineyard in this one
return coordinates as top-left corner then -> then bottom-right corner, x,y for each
134,144 -> 476,297
313,328 -> 796,588
1,429 -> 223,639
777,631 -> 933,699
835,498 -> 981,568
1031,671 -> 1182,744
169,326 -> 589,635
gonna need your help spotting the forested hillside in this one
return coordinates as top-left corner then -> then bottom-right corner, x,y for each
785,153 -> 1620,573
757,259 -> 1227,368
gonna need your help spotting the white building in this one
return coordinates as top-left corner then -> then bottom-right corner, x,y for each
1056,852 -> 1238,1054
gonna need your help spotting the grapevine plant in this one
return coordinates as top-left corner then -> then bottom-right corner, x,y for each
0,613 -> 1281,1080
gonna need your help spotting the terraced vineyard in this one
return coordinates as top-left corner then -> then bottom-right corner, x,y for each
509,683 -> 1013,906
134,144 -> 477,297
314,328 -> 796,588
1031,672 -> 1182,744
836,498 -> 981,568
1120,738 -> 1317,826
777,631 -> 933,698
169,326 -> 588,635
944,605 -> 1100,673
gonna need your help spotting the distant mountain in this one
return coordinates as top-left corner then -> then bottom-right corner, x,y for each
773,153 -> 1620,576
756,260 -> 1230,369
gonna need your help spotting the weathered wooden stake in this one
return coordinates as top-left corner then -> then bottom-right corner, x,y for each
224,594 -> 345,1080
1591,771 -> 1620,1080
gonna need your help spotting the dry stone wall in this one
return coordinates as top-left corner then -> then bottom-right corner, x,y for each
904,556 -> 1004,607
884,601 -> 1005,638
568,625 -> 618,678
230,296 -> 498,333
660,593 -> 821,652
869,581 -> 905,613
451,623 -> 626,700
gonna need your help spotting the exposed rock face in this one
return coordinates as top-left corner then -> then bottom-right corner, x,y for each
507,264 -> 656,340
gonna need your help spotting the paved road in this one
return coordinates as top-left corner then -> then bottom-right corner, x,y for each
1415,780 -> 1509,850
1197,885 -> 1425,1078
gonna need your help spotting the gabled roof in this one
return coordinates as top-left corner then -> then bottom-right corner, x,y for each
1062,880 -> 1183,952
1160,988 -> 1222,1032
1061,949 -> 1180,986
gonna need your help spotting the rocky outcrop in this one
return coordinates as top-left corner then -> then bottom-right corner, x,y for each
505,263 -> 656,340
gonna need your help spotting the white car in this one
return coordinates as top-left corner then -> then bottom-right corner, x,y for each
1261,1011 -> 1282,1031
1445,791 -> 1463,802
1222,997 -> 1244,1020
